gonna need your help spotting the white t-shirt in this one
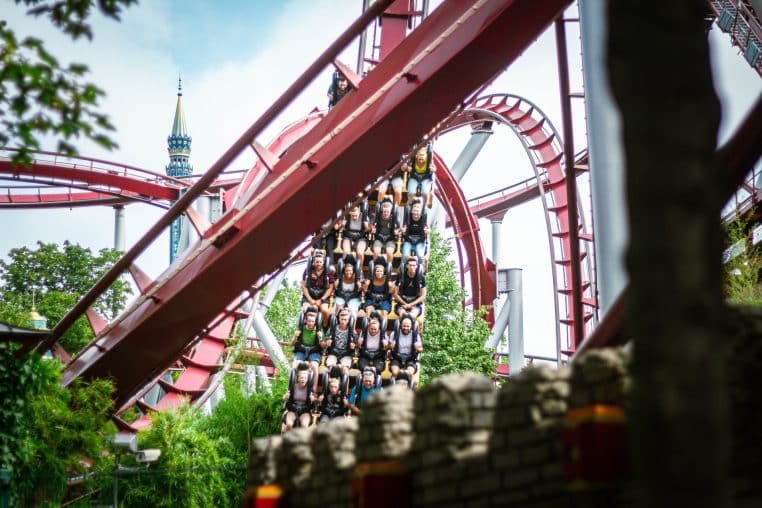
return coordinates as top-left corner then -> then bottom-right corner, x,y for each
365,332 -> 382,351
397,332 -> 420,355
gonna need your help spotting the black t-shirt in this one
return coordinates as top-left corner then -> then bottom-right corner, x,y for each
405,213 -> 426,244
397,272 -> 425,300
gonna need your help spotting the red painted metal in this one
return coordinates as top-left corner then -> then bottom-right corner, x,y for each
439,93 -> 596,355
456,177 -> 547,224
0,161 -> 179,199
379,0 -> 414,60
433,153 -> 496,314
61,0 -> 571,406
227,111 -> 326,210
555,17 -> 585,351
0,149 -> 194,208
0,188 -> 132,209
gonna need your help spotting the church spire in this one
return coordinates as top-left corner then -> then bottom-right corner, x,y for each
166,76 -> 193,262
166,75 -> 192,177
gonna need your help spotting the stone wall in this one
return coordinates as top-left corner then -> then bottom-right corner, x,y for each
245,338 -> 761,507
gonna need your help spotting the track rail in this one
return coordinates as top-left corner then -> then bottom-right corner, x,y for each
439,93 -> 596,355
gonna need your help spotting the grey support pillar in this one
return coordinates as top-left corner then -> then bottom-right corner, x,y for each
190,196 -> 210,245
451,123 -> 493,180
486,297 -> 510,350
579,0 -> 628,314
208,191 -> 223,223
485,268 -> 524,373
431,125 -> 493,228
252,310 -> 289,368
491,220 -> 502,268
113,205 -> 126,252
262,269 -> 289,313
505,268 -> 524,374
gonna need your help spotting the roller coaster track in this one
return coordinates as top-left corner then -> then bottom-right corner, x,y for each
49,0 -> 571,410
0,149 -> 190,208
439,94 -> 596,355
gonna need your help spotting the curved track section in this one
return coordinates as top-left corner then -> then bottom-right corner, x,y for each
441,93 -> 596,354
433,154 -> 496,313
0,149 -> 189,208
61,0 -> 572,408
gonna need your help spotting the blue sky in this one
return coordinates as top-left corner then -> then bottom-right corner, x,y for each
1,2 -> 760,358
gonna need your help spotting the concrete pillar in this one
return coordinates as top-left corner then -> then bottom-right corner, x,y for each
252,310 -> 289,368
505,268 -> 524,374
113,205 -> 126,252
262,270 -> 289,313
431,126 -> 493,229
208,192 -> 223,222
579,0 -> 628,314
491,220 -> 501,268
486,297 -> 510,350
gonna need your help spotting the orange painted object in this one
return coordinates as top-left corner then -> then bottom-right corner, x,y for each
352,461 -> 412,508
562,405 -> 628,489
243,484 -> 284,508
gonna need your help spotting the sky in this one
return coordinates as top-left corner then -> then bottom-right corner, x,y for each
1,1 -> 760,360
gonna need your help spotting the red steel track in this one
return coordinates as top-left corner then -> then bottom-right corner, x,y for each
439,94 -> 597,354
57,0 -> 572,408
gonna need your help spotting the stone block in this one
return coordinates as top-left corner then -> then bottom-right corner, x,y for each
539,398 -> 568,418
503,468 -> 538,489
276,426 -> 315,490
464,497 -> 490,508
460,472 -> 501,498
247,435 -> 282,486
520,443 -> 553,465
495,406 -> 529,429
573,347 -> 630,385
356,384 -> 415,463
490,489 -> 529,507
505,427 -> 544,447
312,417 -> 358,472
413,373 -> 496,464
492,448 -> 520,470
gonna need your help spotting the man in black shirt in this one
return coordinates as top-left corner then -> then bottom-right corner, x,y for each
393,256 -> 427,319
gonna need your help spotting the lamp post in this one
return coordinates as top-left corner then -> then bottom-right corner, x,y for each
111,434 -> 161,507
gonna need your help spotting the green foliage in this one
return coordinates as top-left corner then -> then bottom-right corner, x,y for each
196,371 -> 288,505
264,279 -> 301,342
419,231 -> 495,384
0,345 -> 115,506
119,408 -> 231,508
117,372 -> 287,506
1,0 -> 137,164
723,219 -> 762,305
0,241 -> 132,353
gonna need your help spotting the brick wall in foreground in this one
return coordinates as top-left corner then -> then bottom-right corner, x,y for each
246,328 -> 762,507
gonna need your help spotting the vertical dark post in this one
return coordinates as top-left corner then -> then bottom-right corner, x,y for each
608,1 -> 729,507
555,17 -> 585,349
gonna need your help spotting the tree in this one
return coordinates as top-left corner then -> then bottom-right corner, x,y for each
196,372 -> 288,505
0,344 -> 116,505
419,231 -> 495,384
264,279 -> 301,342
118,408 -> 233,508
0,241 -> 132,353
1,0 -> 136,165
